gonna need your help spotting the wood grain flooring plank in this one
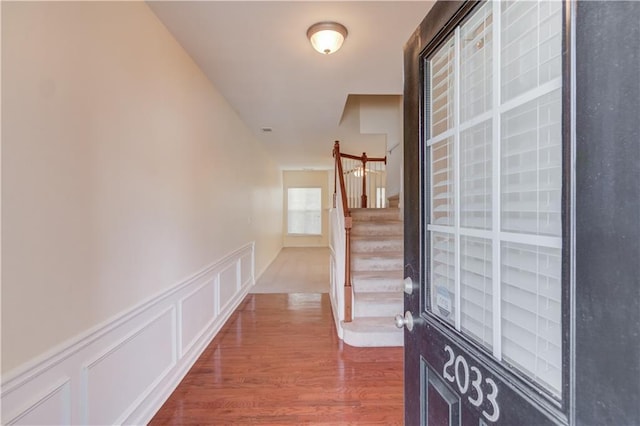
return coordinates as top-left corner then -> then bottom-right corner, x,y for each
150,293 -> 403,425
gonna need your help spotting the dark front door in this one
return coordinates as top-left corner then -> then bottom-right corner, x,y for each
401,1 -> 640,425
402,1 -> 571,424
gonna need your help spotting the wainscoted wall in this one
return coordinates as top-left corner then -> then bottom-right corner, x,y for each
2,1 -> 283,376
1,243 -> 255,425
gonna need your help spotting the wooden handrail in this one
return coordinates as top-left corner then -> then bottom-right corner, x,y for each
339,152 -> 386,163
333,141 -> 353,322
333,141 -> 350,218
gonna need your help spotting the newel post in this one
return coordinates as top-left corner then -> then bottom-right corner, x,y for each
344,215 -> 353,322
333,141 -> 340,208
361,152 -> 368,208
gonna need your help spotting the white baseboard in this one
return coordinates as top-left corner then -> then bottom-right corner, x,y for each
1,242 -> 256,425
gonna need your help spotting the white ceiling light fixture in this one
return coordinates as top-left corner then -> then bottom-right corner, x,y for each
307,22 -> 348,55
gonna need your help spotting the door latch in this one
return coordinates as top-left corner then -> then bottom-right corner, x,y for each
403,277 -> 414,295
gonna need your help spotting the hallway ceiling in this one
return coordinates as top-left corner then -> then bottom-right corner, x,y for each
148,1 -> 434,169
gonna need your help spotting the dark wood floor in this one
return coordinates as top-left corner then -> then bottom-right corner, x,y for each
150,293 -> 404,425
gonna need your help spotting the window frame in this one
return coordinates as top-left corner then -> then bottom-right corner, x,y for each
286,187 -> 323,236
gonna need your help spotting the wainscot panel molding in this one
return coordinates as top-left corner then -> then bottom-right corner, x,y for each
1,242 -> 256,425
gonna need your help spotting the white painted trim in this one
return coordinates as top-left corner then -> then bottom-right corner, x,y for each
177,282 -> 205,358
128,278 -> 252,426
427,224 -> 455,234
5,378 -> 71,425
492,0 -> 503,360
460,228 -> 492,240
427,128 -> 455,147
2,241 -> 253,389
80,306 -> 177,425
236,256 -> 242,291
328,249 -> 344,340
499,231 -> 562,249
454,26 -> 462,332
569,2 -> 577,423
250,241 -> 256,286
1,242 -> 255,425
427,225 -> 561,249
459,110 -> 493,133
499,78 -> 562,115
219,262 -> 240,314
328,208 -> 345,340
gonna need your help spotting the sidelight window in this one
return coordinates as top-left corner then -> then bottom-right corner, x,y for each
424,0 -> 563,398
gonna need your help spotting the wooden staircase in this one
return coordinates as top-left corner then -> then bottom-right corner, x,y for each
342,208 -> 404,347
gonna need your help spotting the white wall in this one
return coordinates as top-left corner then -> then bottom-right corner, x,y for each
358,95 -> 403,202
1,0 -> 282,378
338,96 -> 387,159
282,170 -> 331,247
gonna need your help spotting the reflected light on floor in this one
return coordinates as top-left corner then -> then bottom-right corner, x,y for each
286,293 -> 323,310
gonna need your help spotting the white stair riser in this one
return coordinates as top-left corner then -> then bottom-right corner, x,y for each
351,223 -> 403,237
349,208 -> 402,220
354,300 -> 402,317
353,279 -> 403,293
351,209 -> 402,222
352,256 -> 403,271
343,328 -> 404,347
351,238 -> 403,253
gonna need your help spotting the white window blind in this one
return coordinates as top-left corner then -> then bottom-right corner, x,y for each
431,37 -> 456,138
501,1 -> 562,103
501,89 -> 562,236
461,120 -> 492,229
425,0 -> 563,398
461,236 -> 494,350
431,232 -> 456,326
460,0 -> 493,122
431,138 -> 455,226
501,242 -> 562,393
287,188 -> 322,235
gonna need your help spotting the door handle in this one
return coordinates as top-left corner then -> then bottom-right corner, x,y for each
394,311 -> 414,331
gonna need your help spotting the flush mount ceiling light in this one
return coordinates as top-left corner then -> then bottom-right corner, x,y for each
307,22 -> 348,55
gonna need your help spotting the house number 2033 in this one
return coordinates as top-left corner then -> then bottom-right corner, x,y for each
443,345 -> 500,422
